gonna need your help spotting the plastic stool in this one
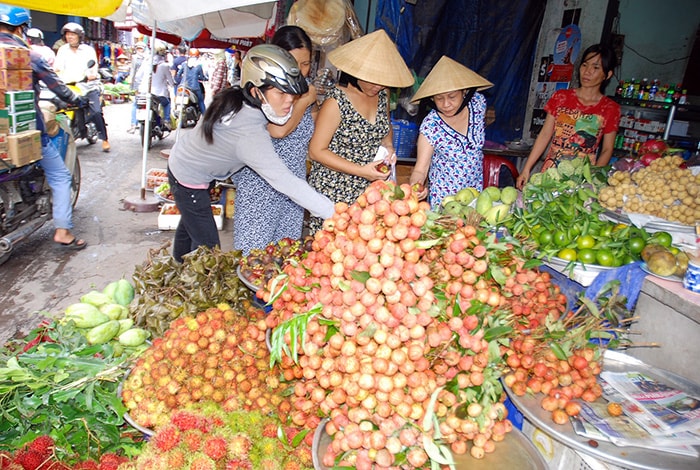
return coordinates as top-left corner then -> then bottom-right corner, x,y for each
483,154 -> 519,188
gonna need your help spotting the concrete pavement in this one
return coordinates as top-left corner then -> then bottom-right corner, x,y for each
0,100 -> 234,344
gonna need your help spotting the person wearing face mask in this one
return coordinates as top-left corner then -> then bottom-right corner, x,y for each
166,44 -> 334,263
231,26 -> 318,255
408,56 -> 493,209
307,29 -> 414,234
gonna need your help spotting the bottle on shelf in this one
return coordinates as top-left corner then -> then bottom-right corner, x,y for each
625,78 -> 636,99
665,83 -> 675,103
679,89 -> 688,105
638,78 -> 649,100
615,81 -> 624,97
649,80 -> 659,101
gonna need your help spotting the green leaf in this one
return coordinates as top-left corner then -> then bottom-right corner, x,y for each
549,343 -> 568,361
350,270 -> 370,283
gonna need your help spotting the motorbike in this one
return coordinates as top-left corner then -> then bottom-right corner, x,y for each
172,85 -> 201,128
0,104 -> 80,266
136,93 -> 170,149
59,59 -> 104,145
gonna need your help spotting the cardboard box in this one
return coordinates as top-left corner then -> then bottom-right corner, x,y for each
0,133 -> 8,165
0,69 -> 32,91
0,90 -> 5,109
7,130 -> 41,167
5,91 -> 34,113
0,109 -> 8,135
158,204 -> 223,231
0,47 -> 31,70
9,110 -> 36,134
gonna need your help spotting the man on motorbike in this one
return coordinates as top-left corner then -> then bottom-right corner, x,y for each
0,5 -> 88,249
137,45 -> 173,131
54,22 -> 111,152
26,27 -> 54,66
175,48 -> 207,114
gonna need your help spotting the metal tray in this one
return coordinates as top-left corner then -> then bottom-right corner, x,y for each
312,418 -> 547,470
116,368 -> 156,437
540,254 -> 616,287
600,210 -> 696,234
237,265 -> 261,293
505,350 -> 700,469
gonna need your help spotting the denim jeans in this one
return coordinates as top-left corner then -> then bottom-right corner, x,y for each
167,167 -> 219,262
39,139 -> 73,230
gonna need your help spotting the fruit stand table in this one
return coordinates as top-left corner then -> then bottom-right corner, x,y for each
506,350 -> 700,470
626,275 -> 700,384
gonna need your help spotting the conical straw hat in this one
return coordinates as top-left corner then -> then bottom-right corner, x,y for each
411,56 -> 493,102
327,29 -> 414,88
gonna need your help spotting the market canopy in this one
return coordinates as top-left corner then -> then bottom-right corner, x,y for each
129,0 -> 277,42
9,0 -> 123,17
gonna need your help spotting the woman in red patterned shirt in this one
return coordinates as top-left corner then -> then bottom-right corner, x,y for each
517,44 -> 620,189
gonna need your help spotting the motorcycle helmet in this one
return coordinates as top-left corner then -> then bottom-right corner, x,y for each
241,44 -> 308,107
26,28 -> 43,40
0,5 -> 30,27
61,22 -> 84,39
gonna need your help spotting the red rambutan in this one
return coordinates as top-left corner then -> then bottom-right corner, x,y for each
169,410 -> 202,431
188,456 -> 215,470
28,436 -> 54,459
15,449 -> 45,470
224,459 -> 252,470
151,425 -> 181,452
261,422 -> 278,438
72,460 -> 99,470
228,433 -> 252,459
183,429 -> 203,452
202,436 -> 227,461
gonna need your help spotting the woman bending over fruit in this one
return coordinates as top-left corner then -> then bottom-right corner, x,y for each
166,45 -> 334,263
408,56 -> 493,209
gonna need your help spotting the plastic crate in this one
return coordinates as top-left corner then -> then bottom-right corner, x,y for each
391,119 -> 418,160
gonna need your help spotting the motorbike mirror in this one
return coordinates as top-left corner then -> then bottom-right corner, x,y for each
87,59 -> 96,69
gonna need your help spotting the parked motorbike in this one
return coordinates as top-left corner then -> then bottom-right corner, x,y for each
0,105 -> 80,266
172,85 -> 201,128
136,94 -> 170,149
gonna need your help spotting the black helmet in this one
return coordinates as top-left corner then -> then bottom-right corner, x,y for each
61,22 -> 84,38
241,44 -> 308,106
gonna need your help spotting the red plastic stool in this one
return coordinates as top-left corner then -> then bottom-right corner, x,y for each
483,154 -> 519,188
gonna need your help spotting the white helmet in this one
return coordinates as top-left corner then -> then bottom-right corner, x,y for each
26,27 -> 43,40
61,22 -> 84,38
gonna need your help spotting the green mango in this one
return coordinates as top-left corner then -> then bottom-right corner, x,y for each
475,192 -> 493,216
80,290 -> 113,308
86,320 -> 120,345
113,279 -> 135,307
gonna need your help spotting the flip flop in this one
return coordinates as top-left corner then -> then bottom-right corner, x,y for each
56,238 -> 88,251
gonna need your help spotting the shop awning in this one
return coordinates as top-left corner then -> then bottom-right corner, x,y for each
10,0 -> 123,18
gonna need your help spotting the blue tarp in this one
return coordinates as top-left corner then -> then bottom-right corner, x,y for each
376,0 -> 546,144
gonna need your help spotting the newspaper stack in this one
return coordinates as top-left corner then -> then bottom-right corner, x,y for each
572,371 -> 700,457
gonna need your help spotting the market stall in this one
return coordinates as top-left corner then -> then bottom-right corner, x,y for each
2,149 -> 699,469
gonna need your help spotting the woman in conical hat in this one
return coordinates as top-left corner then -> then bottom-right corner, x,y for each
307,29 -> 414,234
408,56 -> 493,209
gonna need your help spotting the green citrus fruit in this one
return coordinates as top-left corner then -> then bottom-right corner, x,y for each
596,249 -> 615,267
628,237 -> 646,255
576,235 -> 596,250
652,231 -> 673,248
557,248 -> 577,262
578,248 -> 597,265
